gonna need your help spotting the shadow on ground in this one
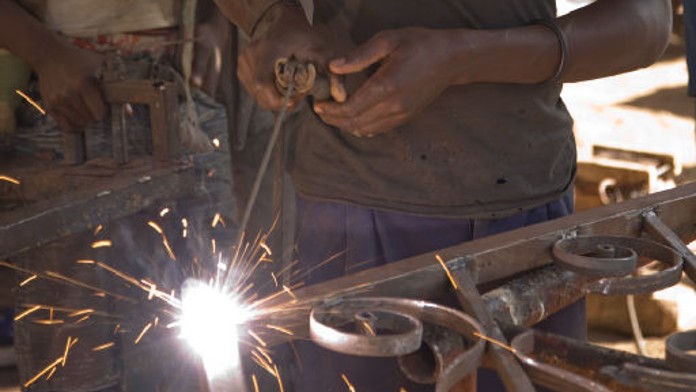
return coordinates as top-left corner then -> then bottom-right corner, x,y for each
621,85 -> 693,119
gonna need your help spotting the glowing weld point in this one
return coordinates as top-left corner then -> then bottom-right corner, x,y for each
0,175 -> 20,185
180,279 -> 249,378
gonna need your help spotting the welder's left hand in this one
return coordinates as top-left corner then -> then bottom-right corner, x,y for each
313,28 -> 457,138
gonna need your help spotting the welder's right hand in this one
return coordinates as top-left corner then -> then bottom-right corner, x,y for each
35,43 -> 107,133
237,2 -> 339,111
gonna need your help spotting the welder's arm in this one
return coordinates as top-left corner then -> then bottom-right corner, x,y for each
451,0 -> 672,84
314,0 -> 671,137
0,0 -> 106,132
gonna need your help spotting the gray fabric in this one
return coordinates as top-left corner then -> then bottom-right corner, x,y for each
287,0 -> 576,219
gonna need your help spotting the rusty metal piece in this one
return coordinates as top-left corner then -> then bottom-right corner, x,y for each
665,330 -> 696,373
62,56 -> 181,165
511,330 -> 611,392
397,324 -> 465,384
552,235 -> 638,276
310,304 -> 423,357
483,264 -> 592,328
586,237 -> 682,295
451,267 -> 535,392
309,297 -> 485,392
0,159 -> 194,259
643,210 -> 696,284
603,362 -> 696,392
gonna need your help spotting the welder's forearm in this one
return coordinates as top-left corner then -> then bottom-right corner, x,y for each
449,0 -> 671,85
558,0 -> 671,82
0,0 -> 68,71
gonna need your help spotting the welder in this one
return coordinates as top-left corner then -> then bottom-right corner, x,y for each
214,0 -> 672,391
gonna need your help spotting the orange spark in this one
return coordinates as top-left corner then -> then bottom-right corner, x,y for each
15,305 -> 41,321
472,331 -> 517,354
274,364 -> 285,392
265,324 -> 294,336
75,315 -> 90,324
159,207 -> 170,217
435,254 -> 458,290
260,242 -> 272,256
76,259 -> 96,264
91,240 -> 112,249
148,222 -> 176,260
250,351 -> 276,377
212,213 -> 222,228
282,285 -> 297,300
248,330 -> 267,347
252,374 -> 260,392
15,90 -> 46,115
19,275 -> 37,287
33,320 -> 64,325
45,367 -> 57,381
147,221 -> 164,235
92,342 -> 115,352
68,309 -> 94,317
61,336 -> 73,367
0,175 -> 20,185
93,224 -> 103,236
341,373 -> 357,392
24,357 -> 63,388
134,322 -> 153,344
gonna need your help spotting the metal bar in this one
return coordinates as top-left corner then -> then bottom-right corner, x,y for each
0,160 -> 195,259
643,210 -> 696,282
111,104 -> 128,165
255,183 -> 696,342
452,268 -> 536,392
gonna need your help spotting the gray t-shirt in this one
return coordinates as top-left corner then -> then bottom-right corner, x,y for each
287,0 -> 575,218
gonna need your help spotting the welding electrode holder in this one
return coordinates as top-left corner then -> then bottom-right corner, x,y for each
274,57 -> 346,102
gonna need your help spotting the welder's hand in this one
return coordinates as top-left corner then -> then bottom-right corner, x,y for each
237,3 -> 343,111
36,44 -> 107,133
313,28 -> 456,138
